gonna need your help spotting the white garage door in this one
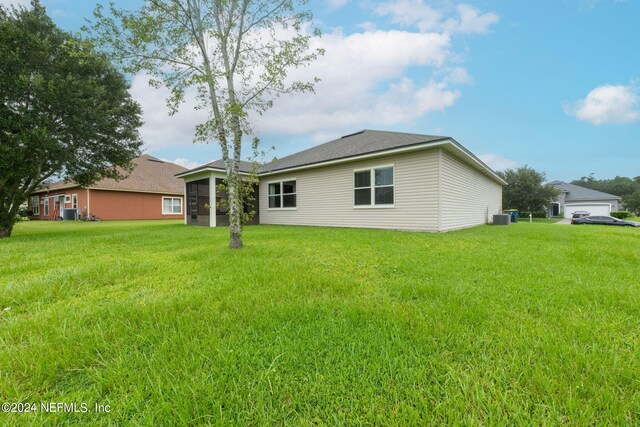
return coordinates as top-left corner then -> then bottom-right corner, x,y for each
564,203 -> 611,218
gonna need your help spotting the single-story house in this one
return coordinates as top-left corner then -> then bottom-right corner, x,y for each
176,130 -> 507,232
29,155 -> 187,221
547,180 -> 621,218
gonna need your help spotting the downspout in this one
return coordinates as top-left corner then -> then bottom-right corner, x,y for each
86,188 -> 90,217
209,173 -> 216,227
437,148 -> 443,232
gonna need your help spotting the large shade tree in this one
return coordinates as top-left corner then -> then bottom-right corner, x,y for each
87,0 -> 322,249
0,1 -> 143,238
497,166 -> 558,213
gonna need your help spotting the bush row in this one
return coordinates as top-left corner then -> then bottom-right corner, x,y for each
610,211 -> 632,219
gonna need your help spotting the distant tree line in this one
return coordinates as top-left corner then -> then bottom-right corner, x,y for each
572,175 -> 640,215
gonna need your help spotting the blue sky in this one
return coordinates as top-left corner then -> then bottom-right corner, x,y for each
4,0 -> 639,181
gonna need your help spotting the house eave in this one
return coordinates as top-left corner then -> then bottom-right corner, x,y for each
259,139 -> 507,186
175,167 -> 250,179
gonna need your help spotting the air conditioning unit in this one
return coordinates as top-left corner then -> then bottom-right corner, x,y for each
493,214 -> 511,225
62,208 -> 81,221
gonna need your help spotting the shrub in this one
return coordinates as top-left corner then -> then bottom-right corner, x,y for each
17,208 -> 33,217
610,211 -> 631,219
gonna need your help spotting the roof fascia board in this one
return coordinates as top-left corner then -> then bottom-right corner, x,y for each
176,167 -> 250,178
566,197 -> 621,201
34,185 -> 182,196
443,140 -> 508,186
32,183 -> 78,193
260,140 -> 452,176
89,187 -> 184,195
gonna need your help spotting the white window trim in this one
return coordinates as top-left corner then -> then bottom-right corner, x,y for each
43,197 -> 49,216
267,179 -> 297,210
353,164 -> 395,209
162,197 -> 183,215
64,195 -> 71,204
72,194 -> 78,209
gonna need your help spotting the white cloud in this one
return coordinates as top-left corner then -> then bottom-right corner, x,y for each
375,1 -> 498,34
444,66 -> 472,84
444,4 -> 499,34
358,21 -> 378,32
0,0 -> 31,8
326,0 -> 348,9
160,157 -> 201,169
478,154 -> 518,171
250,28 -> 463,139
129,74 -> 207,151
129,3 -> 497,150
376,0 -> 442,32
564,84 -> 639,125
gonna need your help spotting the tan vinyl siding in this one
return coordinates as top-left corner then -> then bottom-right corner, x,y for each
440,149 -> 502,231
259,150 -> 440,231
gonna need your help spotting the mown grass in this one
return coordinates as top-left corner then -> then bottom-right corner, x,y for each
1,220 -> 639,425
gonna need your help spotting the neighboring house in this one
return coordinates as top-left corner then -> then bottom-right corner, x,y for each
29,155 -> 187,221
176,130 -> 507,232
547,180 -> 621,218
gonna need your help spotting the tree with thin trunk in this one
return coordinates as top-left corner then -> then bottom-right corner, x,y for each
0,2 -> 142,239
87,0 -> 322,249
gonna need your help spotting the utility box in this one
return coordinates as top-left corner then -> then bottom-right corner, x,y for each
493,214 -> 511,225
62,208 -> 80,221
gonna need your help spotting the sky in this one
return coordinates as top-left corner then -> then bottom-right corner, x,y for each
3,0 -> 639,181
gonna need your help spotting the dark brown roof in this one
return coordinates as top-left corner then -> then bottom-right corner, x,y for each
34,155 -> 187,194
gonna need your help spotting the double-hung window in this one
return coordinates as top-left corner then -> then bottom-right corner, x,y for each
268,180 -> 296,209
354,166 -> 394,207
31,195 -> 40,215
162,197 -> 182,214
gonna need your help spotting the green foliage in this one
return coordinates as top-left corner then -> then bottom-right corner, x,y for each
0,2 -> 142,238
216,171 -> 260,227
85,0 -> 323,248
497,166 -> 558,213
610,211 -> 632,219
16,207 -> 33,218
1,221 -> 639,424
572,174 -> 640,198
622,189 -> 640,215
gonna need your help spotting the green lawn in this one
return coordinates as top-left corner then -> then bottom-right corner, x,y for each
1,220 -> 639,425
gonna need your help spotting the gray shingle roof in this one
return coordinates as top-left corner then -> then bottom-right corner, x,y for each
548,181 -> 621,201
180,159 -> 257,175
177,130 -> 503,184
260,130 -> 448,172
